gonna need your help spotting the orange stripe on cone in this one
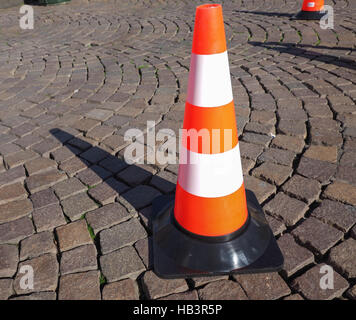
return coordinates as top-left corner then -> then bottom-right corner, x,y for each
192,4 -> 227,55
301,0 -> 324,11
174,182 -> 248,237
182,101 -> 238,154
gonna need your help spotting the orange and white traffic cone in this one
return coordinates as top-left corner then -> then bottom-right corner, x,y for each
152,4 -> 283,278
295,0 -> 325,20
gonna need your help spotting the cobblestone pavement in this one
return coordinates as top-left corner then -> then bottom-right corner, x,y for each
0,0 -> 355,300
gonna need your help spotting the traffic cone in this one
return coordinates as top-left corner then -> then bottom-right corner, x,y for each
294,0 -> 325,20
152,4 -> 284,278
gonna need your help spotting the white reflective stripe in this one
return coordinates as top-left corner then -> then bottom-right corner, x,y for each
307,2 -> 315,7
178,143 -> 243,198
187,51 -> 233,107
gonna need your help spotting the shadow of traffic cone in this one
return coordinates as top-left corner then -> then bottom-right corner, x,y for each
294,0 -> 325,20
152,3 -> 284,279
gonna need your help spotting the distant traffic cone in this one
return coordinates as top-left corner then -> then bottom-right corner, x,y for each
152,4 -> 283,278
294,0 -> 325,20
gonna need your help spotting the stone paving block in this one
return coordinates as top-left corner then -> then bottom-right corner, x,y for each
0,165 -> 26,187
73,118 -> 100,133
282,175 -> 321,204
159,290 -> 199,300
271,134 -> 305,153
292,217 -> 344,255
32,203 -> 66,232
68,136 -> 94,151
122,185 -> 162,210
277,234 -> 314,277
0,279 -> 14,300
59,157 -> 89,177
0,199 -> 33,224
86,109 -> 113,121
328,239 -> 356,279
258,148 -> 296,166
51,145 -> 81,164
190,275 -> 229,288
292,264 -> 349,300
85,202 -> 133,234
311,199 -> 356,233
149,171 -> 177,193
31,138 -> 61,157
98,156 -> 128,174
141,270 -> 188,299
198,280 -> 248,300
0,183 -> 28,205
88,178 -> 129,205
283,294 -> 304,300
25,171 -> 67,194
323,181 -> 356,206
102,279 -> 139,300
336,164 -> 356,186
60,244 -> 97,275
20,231 -> 56,261
264,192 -> 308,226
87,125 -> 115,141
14,254 -> 59,295
278,120 -> 307,138
58,270 -> 101,300
297,156 -> 337,183
76,165 -> 111,186
117,164 -> 157,186
250,110 -> 276,125
80,146 -> 110,164
234,272 -> 291,300
238,141 -> 264,160
242,132 -> 271,147
102,134 -> 130,152
10,292 -> 57,300
134,237 -> 152,270
4,150 -> 38,169
100,218 -> 147,254
310,127 -> 343,146
100,246 -> 146,282
244,175 -> 276,203
0,244 -> 19,277
304,145 -> 338,163
52,177 -> 87,200
265,214 -> 286,236
241,158 -> 255,174
25,158 -> 57,176
56,220 -> 93,252
252,162 -> 292,186
0,216 -> 34,244
30,188 -> 58,209
0,143 -> 22,157
61,192 -> 98,221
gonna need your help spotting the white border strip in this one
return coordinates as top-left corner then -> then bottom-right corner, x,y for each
178,143 -> 243,198
187,51 -> 233,107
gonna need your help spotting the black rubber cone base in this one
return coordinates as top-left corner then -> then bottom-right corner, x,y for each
293,10 -> 326,20
152,190 -> 284,279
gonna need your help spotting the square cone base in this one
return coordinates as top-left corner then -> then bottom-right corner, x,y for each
292,10 -> 326,20
152,190 -> 284,279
